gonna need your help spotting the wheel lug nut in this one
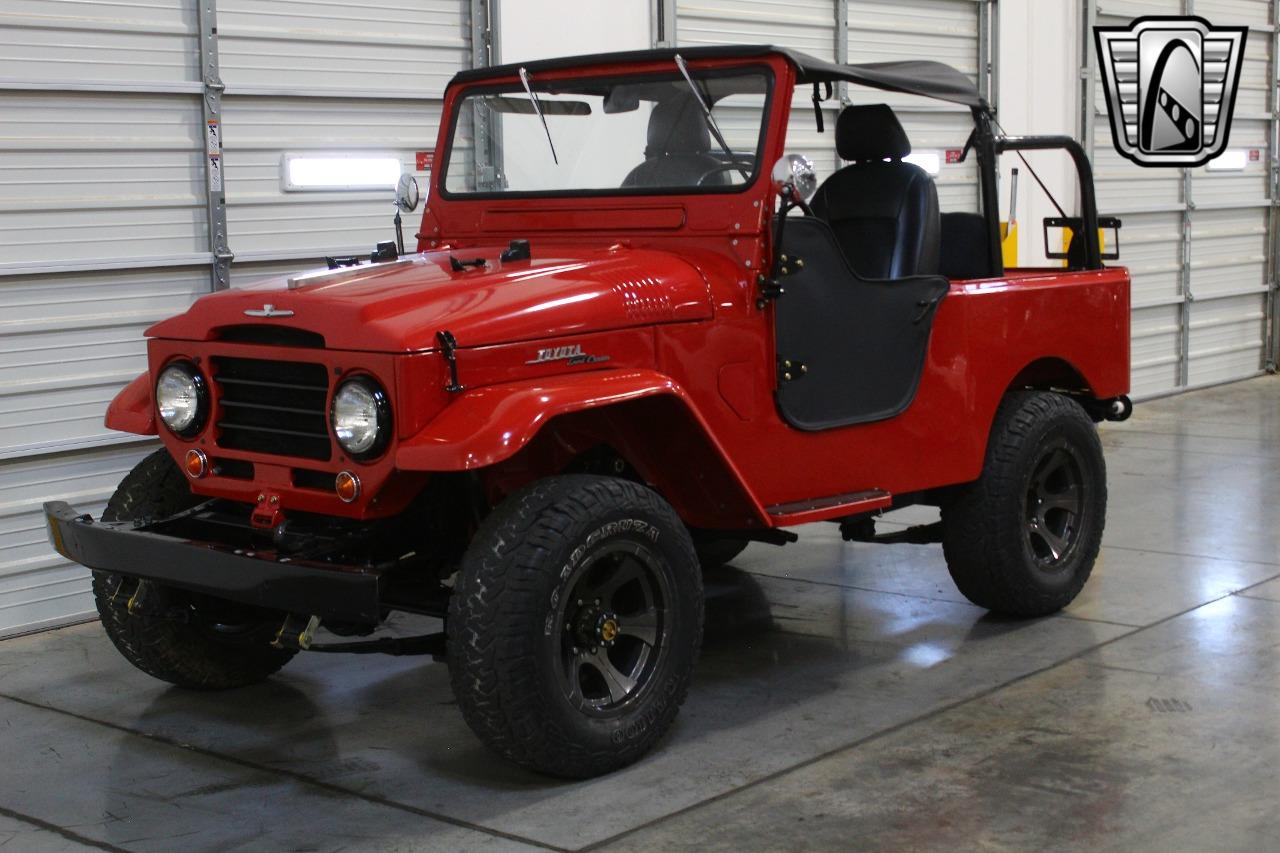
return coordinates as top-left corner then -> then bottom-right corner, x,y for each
577,599 -> 583,606
591,647 -> 598,654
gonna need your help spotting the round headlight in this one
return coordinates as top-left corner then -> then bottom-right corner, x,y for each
156,362 -> 207,438
331,377 -> 390,459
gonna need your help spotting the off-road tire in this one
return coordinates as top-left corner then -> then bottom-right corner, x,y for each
941,391 -> 1106,616
448,475 -> 703,778
93,449 -> 296,689
693,536 -> 749,570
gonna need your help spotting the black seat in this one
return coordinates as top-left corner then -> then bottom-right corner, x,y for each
939,212 -> 995,279
810,104 -> 940,278
622,94 -> 728,189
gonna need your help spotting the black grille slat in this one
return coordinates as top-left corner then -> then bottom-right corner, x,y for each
213,356 -> 331,461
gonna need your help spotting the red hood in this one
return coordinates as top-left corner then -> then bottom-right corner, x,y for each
146,244 -> 713,351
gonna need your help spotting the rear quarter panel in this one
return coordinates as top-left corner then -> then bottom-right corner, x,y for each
655,266 -> 1130,510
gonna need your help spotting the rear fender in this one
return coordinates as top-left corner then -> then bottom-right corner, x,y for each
105,372 -> 157,435
395,369 -> 769,528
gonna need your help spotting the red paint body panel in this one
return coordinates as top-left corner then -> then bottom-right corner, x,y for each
109,49 -> 1132,531
104,371 -> 157,435
144,245 -> 713,353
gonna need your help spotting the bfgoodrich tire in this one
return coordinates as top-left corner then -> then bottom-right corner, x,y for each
94,449 -> 296,690
941,391 -> 1106,617
447,475 -> 703,778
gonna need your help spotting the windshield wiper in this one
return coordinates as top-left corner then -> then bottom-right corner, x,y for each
674,54 -> 749,179
518,67 -> 559,165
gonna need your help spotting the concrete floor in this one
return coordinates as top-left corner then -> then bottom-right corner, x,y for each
2,376 -> 1279,852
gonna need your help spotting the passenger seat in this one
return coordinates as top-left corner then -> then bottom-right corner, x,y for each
810,104 -> 940,279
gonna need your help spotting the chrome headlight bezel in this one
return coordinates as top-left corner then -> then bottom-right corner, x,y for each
155,360 -> 209,439
330,375 -> 392,461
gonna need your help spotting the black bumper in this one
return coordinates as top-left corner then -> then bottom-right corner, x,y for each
44,501 -> 385,623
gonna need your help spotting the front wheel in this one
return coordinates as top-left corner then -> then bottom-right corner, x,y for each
94,449 -> 295,689
447,475 -> 703,778
941,391 -> 1107,617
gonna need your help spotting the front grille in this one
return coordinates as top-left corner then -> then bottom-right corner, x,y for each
212,356 -> 331,461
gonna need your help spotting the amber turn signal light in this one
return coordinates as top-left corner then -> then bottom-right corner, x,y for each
335,471 -> 361,503
184,449 -> 208,479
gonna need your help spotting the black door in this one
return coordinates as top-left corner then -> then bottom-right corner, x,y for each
772,217 -> 949,431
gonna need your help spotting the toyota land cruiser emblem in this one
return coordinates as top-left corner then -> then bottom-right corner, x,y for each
525,344 -> 610,365
243,303 -> 295,318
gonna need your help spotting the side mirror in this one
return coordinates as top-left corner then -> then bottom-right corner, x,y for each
394,173 -> 420,213
771,154 -> 818,202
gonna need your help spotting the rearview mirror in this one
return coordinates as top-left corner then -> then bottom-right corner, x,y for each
771,154 -> 817,202
394,173 -> 420,213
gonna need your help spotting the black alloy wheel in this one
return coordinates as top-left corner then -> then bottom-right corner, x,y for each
555,541 -> 671,715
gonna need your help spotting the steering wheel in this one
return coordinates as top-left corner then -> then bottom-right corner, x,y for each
696,161 -> 753,186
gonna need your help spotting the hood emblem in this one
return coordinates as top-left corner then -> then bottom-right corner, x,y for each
244,303 -> 294,318
526,344 -> 610,366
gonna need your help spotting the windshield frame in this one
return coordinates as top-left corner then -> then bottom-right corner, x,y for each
436,63 -> 776,201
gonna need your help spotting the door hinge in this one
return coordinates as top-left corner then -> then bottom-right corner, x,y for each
778,357 -> 807,382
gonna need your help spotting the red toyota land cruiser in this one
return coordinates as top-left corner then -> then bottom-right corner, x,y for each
45,45 -> 1130,778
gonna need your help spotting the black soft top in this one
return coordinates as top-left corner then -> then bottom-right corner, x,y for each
450,44 -> 987,110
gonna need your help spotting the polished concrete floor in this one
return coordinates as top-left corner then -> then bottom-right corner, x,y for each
2,376 -> 1278,852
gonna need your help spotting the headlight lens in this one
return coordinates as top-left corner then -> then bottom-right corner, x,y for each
331,377 -> 390,458
155,362 -> 207,437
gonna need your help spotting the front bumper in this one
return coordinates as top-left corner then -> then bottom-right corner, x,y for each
44,501 -> 385,622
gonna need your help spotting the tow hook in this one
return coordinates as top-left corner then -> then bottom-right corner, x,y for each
273,614 -> 321,650
125,580 -> 152,616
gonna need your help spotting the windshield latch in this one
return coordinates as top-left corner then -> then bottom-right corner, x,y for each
449,255 -> 487,272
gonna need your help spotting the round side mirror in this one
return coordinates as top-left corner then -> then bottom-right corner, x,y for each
394,173 -> 420,213
771,154 -> 818,202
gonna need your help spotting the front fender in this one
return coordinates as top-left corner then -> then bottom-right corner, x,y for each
397,369 -> 691,470
395,368 -> 769,525
105,372 -> 157,435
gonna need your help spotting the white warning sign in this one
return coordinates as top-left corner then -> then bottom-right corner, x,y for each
206,119 -> 221,155
208,153 -> 223,192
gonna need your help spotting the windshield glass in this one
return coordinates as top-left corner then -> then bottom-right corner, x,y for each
441,66 -> 772,196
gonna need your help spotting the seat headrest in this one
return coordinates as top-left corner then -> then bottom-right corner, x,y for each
645,93 -> 711,158
836,104 -> 912,163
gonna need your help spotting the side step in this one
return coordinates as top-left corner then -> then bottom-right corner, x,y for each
766,489 -> 892,526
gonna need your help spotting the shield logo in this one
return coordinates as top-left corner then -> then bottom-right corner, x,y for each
1095,16 -> 1247,167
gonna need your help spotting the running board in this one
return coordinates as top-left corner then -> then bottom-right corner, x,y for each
766,489 -> 892,526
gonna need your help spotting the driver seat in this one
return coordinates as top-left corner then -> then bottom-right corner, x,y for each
622,93 -> 729,189
810,104 -> 940,278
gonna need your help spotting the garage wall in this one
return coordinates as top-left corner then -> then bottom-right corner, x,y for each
1086,0 -> 1277,396
0,0 -> 476,638
669,0 -> 993,210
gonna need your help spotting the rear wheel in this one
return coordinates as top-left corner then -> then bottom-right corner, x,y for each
448,475 -> 703,778
941,391 -> 1106,616
94,449 -> 295,689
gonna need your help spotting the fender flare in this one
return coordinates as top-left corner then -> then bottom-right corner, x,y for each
394,368 -> 769,523
105,371 -> 157,435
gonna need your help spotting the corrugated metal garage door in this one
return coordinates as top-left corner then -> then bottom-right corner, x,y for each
219,0 -> 469,284
670,0 -> 992,210
0,0 -> 474,637
0,0 -> 205,636
1088,0 -> 1276,397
